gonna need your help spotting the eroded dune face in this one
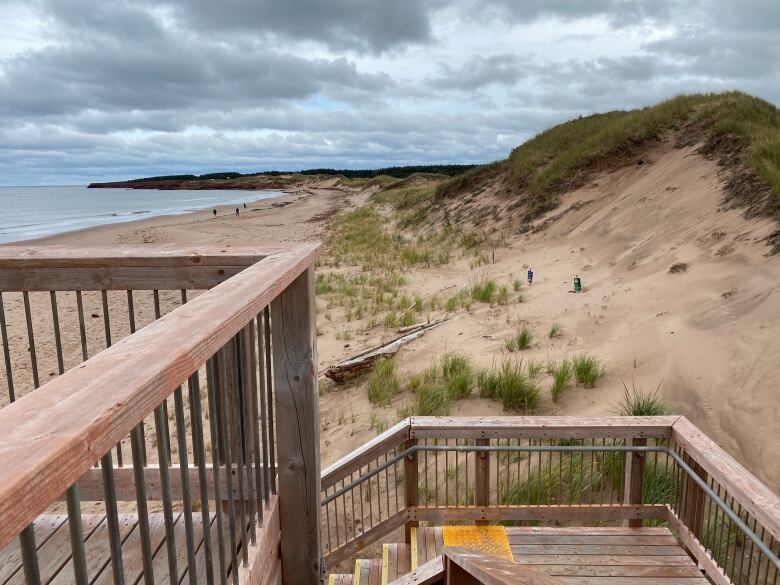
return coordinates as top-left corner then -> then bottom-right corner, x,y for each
318,140 -> 780,490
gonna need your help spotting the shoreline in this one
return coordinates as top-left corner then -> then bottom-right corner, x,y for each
4,189 -> 299,247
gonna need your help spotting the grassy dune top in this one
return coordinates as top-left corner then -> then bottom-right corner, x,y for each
438,92 -> 780,208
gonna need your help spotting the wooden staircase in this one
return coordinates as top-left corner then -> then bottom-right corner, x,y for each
328,527 -> 443,585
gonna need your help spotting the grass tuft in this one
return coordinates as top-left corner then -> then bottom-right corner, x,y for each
572,353 -> 605,388
505,325 -> 534,351
615,380 -> 672,416
470,277 -> 498,303
548,322 -> 564,338
549,358 -> 573,402
496,358 -> 540,412
367,357 -> 401,405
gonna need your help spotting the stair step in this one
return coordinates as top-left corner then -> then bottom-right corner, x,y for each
381,543 -> 411,585
352,558 -> 382,585
328,574 -> 353,585
413,526 -> 443,567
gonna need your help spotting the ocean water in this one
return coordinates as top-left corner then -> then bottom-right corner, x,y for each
0,185 -> 285,244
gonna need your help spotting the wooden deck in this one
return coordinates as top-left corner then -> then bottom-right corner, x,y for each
0,513 -> 221,584
507,526 -> 708,585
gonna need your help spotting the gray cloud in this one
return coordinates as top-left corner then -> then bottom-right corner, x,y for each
430,54 -> 531,91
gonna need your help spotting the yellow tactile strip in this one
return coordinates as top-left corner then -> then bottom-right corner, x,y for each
442,525 -> 514,561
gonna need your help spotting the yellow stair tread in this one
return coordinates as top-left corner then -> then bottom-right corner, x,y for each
441,525 -> 513,561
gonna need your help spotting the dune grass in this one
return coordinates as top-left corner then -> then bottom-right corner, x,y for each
441,353 -> 474,399
549,358 -> 573,402
496,358 -> 540,412
470,277 -> 498,303
367,357 -> 401,405
548,322 -> 564,338
505,325 -> 534,351
572,353 -> 605,388
477,368 -> 501,399
615,380 -> 672,416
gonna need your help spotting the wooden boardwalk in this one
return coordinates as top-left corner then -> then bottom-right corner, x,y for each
0,513 -> 221,584
507,526 -> 709,585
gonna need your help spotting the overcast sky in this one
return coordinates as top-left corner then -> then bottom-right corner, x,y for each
0,0 -> 778,185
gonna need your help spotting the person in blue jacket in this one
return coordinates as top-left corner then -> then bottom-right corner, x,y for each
527,268 -> 534,285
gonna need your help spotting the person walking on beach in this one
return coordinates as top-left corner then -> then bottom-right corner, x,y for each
527,267 -> 534,286
212,208 -> 217,217
235,207 -> 240,217
243,203 -> 247,209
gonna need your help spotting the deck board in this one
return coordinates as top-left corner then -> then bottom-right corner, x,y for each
0,515 -> 67,583
508,527 -> 709,585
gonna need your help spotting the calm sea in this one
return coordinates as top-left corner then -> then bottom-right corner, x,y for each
0,185 -> 284,244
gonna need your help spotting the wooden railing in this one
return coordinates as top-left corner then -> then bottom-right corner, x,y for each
321,416 -> 780,585
0,244 -> 321,585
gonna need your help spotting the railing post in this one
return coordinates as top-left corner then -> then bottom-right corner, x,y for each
404,438 -> 418,543
272,266 -> 321,585
624,437 -> 646,528
681,454 -> 708,540
475,438 -> 489,525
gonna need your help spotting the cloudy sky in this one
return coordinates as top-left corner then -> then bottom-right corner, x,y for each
0,0 -> 778,185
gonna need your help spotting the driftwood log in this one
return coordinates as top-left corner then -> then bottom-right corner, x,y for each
324,317 -> 448,383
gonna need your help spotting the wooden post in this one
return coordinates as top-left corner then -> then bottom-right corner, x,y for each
445,556 -> 475,585
404,438 -> 418,543
681,454 -> 708,540
475,438 -> 489,526
623,438 -> 646,528
272,267 -> 321,585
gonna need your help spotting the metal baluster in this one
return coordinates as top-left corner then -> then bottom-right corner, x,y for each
238,328 -> 258,542
231,334 -> 249,565
155,402 -> 179,581
206,358 -> 228,585
100,451 -> 125,585
174,386 -> 198,585
217,346 -> 240,585
20,525 -> 41,585
50,291 -> 64,375
256,315 -> 270,504
189,371 -> 215,585
262,306 -> 276,494
22,291 -> 39,390
131,425 -> 155,585
248,319 -> 265,523
0,291 -> 15,403
66,484 -> 88,585
75,291 -> 88,361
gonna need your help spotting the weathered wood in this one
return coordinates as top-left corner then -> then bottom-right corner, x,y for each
411,504 -> 667,523
409,417 -> 677,439
323,510 -> 408,566
321,420 -> 410,489
237,495 -> 282,585
0,515 -> 67,582
443,547 -> 566,585
474,438 -> 489,526
324,319 -> 447,384
680,453 -> 707,540
404,438 -> 419,543
0,243 -> 319,550
272,266 -> 321,585
664,505 -> 732,585
387,556 -> 443,585
671,416 -> 780,542
624,437 -> 646,528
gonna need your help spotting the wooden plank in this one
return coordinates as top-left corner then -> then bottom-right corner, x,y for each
425,528 -> 436,565
323,511 -> 408,567
72,464 -> 262,502
387,556 -> 443,585
510,544 -> 687,556
411,504 -> 667,523
382,544 -> 390,585
558,578 -> 708,585
388,544 -> 398,583
671,416 -> 780,542
321,420 -> 410,489
369,558 -> 382,585
514,555 -> 693,566
272,265 -> 320,585
0,266 -> 247,291
410,417 -> 677,439
507,534 -> 679,546
149,511 -> 204,583
92,513 -> 177,585
0,243 -> 319,550
49,514 -> 137,585
354,560 -> 363,585
361,558 -> 371,585
404,438 -> 418,543
7,514 -> 105,585
433,528 -> 443,558
505,527 -> 672,535
665,505 -> 732,585
190,513 -> 220,585
0,515 -> 67,582
526,565 -> 704,577
410,527 -> 418,570
397,543 -> 410,577
443,547 -> 566,585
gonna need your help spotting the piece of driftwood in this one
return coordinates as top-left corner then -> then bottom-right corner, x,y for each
324,318 -> 448,383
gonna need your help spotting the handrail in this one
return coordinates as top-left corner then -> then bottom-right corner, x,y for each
0,242 -> 320,548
